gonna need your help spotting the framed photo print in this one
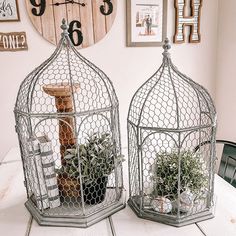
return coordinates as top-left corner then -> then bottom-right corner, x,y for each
0,0 -> 20,22
127,0 -> 167,47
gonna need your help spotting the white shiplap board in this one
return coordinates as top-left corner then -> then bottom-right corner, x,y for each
1,147 -> 21,163
197,175 -> 236,236
0,161 -> 31,236
112,206 -> 203,236
1,147 -> 236,236
30,218 -> 112,236
0,147 -> 112,236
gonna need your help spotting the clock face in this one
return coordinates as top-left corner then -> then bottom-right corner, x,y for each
25,0 -> 117,48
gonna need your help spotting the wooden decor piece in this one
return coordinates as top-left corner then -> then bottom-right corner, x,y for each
174,0 -> 202,43
0,0 -> 20,21
43,83 -> 80,160
25,0 -> 117,48
0,32 -> 28,51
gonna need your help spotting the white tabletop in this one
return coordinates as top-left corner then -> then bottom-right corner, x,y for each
0,147 -> 236,236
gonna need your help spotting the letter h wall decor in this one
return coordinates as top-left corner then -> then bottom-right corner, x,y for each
174,0 -> 202,43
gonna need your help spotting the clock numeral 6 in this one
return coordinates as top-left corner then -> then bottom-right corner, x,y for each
68,21 -> 83,47
30,0 -> 46,16
100,0 -> 113,16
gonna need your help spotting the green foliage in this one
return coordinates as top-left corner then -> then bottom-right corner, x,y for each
152,150 -> 208,200
59,133 -> 120,183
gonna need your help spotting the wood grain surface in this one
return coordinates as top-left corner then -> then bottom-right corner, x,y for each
25,0 -> 117,48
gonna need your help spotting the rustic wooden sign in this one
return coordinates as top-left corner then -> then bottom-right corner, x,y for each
0,32 -> 28,51
174,0 -> 202,44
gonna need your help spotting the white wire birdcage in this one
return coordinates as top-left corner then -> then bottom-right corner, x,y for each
14,19 -> 125,228
127,38 -> 217,227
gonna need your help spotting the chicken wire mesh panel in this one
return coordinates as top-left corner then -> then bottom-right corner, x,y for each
14,20 -> 125,228
127,39 -> 217,227
128,123 -> 140,198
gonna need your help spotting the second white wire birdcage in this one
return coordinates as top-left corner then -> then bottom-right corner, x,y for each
127,39 -> 217,227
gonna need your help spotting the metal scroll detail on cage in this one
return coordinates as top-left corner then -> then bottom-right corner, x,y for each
127,38 -> 217,227
14,19 -> 125,228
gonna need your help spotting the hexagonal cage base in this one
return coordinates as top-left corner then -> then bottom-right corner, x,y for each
25,197 -> 126,228
128,199 -> 215,227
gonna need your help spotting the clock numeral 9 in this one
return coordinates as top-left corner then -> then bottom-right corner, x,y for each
100,0 -> 113,16
30,0 -> 46,16
68,21 -> 83,47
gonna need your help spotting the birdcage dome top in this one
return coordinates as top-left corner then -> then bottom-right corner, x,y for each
128,39 -> 216,130
15,19 -> 118,115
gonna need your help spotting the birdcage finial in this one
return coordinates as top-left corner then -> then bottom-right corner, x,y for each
162,38 -> 171,59
61,18 -> 69,36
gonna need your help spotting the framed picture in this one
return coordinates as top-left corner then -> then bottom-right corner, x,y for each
127,0 -> 167,47
0,0 -> 20,22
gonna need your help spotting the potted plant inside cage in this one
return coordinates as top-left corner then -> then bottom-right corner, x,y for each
150,150 -> 208,213
57,133 -> 121,205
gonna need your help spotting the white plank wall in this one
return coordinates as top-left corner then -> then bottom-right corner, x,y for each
112,207 -> 203,236
1,147 -> 21,163
197,175 -> 236,236
1,148 -> 236,236
0,162 -> 31,236
30,218 -> 112,236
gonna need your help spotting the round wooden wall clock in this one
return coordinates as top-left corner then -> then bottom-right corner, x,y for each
25,0 -> 117,48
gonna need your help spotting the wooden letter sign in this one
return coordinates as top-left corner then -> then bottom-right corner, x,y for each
174,0 -> 202,43
0,32 -> 28,51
